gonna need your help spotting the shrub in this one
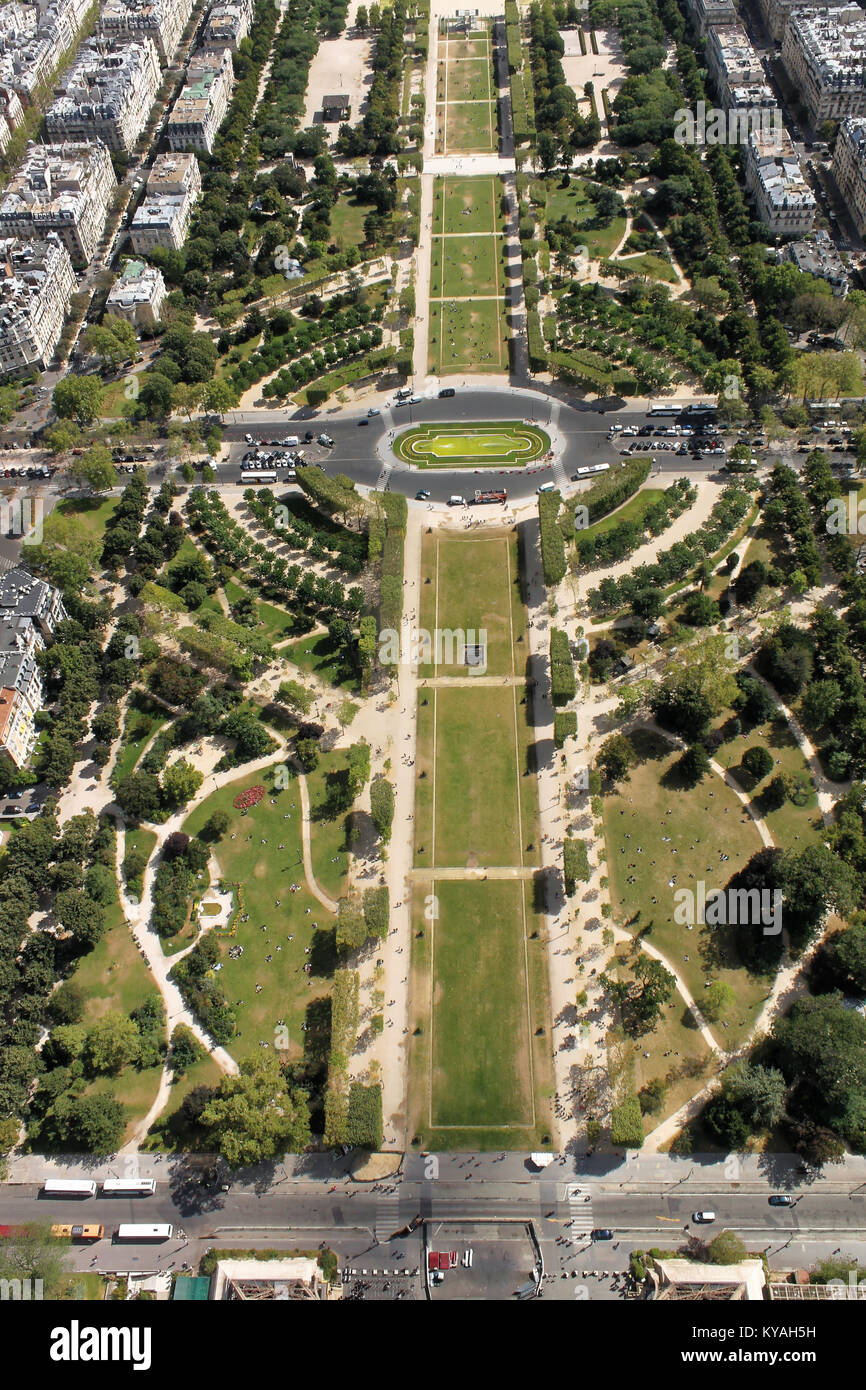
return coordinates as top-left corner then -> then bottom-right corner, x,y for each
563,838 -> 590,895
611,1096 -> 644,1148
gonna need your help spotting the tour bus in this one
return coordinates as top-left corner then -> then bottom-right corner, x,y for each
42,1179 -> 97,1198
647,405 -> 681,416
50,1224 -> 104,1241
573,463 -> 610,478
115,1224 -> 173,1242
240,469 -> 277,485
101,1178 -> 156,1197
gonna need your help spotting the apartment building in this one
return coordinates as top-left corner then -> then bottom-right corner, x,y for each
755,0 -> 858,42
744,129 -> 817,235
0,141 -> 117,266
99,0 -> 194,65
0,0 -> 93,103
786,229 -> 849,295
106,258 -> 167,325
130,149 -> 200,252
201,0 -> 253,52
685,0 -> 736,37
781,6 -> 866,127
0,232 -> 76,378
834,115 -> 866,236
46,37 -> 161,153
0,568 -> 68,769
706,23 -> 765,108
166,46 -> 232,154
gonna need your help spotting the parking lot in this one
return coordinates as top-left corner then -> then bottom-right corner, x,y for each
424,1223 -> 541,1301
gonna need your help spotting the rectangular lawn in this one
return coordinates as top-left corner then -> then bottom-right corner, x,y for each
430,879 -> 534,1127
432,684 -> 522,867
446,100 -> 496,153
435,174 -> 498,234
445,57 -> 491,102
429,298 -> 508,374
432,232 -> 501,299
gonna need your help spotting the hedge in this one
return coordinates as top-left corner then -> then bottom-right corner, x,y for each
345,1082 -> 383,1149
527,308 -> 547,373
568,457 -> 652,530
563,837 -> 590,895
550,627 -> 576,706
369,775 -> 394,841
325,967 -> 360,1146
362,884 -> 389,939
611,1096 -> 644,1148
539,488 -> 567,587
554,711 -> 577,747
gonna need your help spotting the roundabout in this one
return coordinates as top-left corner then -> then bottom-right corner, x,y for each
392,419 -> 552,468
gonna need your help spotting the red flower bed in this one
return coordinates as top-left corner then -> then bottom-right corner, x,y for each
233,785 -> 265,810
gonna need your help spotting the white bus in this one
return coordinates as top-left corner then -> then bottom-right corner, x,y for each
42,1179 -> 97,1198
647,405 -> 680,416
101,1179 -> 156,1196
240,469 -> 277,485
573,463 -> 610,478
115,1224 -> 173,1241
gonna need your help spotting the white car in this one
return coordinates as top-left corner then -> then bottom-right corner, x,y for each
609,423 -> 623,432
367,407 -> 381,417
244,433 -> 254,444
409,394 -> 422,404
622,426 -> 637,437
692,1211 -> 716,1224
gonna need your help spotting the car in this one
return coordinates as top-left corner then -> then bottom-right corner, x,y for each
438,387 -> 455,398
6,789 -> 22,800
692,1211 -> 716,1224
244,434 -> 254,444
609,423 -> 623,432
367,407 -> 381,416
621,426 -> 637,437
637,424 -> 653,436
415,489 -> 431,500
591,1229 -> 614,1241
316,434 -> 333,446
303,431 -> 314,443
409,394 -> 422,404
677,444 -> 689,455
358,417 -> 369,425
828,436 -> 842,445
768,1194 -> 793,1206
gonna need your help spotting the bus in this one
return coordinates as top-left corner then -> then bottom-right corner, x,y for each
101,1179 -> 156,1197
240,469 -> 277,485
115,1224 -> 173,1242
42,1179 -> 97,1198
647,405 -> 681,416
50,1224 -> 104,1241
573,463 -> 610,478
472,489 -> 507,504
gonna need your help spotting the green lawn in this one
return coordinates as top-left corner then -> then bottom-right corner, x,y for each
328,196 -> 373,253
434,175 -> 499,234
394,420 -> 549,469
443,56 -> 491,102
431,233 -> 502,300
601,729 -> 772,1052
714,715 -> 822,851
224,578 -> 295,641
181,762 -> 347,1065
544,177 -> 628,260
143,1051 -> 225,1151
417,532 -> 519,678
124,826 -> 158,899
444,100 -> 496,153
426,686 -> 524,866
573,487 -> 666,544
428,298 -> 509,374
42,496 -> 117,555
111,701 -> 168,788
430,880 -> 533,1125
614,252 -> 678,283
282,630 -> 360,691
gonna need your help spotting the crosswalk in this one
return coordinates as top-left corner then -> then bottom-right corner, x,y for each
566,1183 -> 594,1237
375,1193 -> 401,1244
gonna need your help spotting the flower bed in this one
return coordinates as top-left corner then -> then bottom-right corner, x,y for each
233,785 -> 265,810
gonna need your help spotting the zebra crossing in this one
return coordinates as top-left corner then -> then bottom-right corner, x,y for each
566,1183 -> 594,1237
374,1193 -> 401,1244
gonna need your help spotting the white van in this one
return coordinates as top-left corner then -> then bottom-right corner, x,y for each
281,435 -> 299,447
396,387 -> 413,400
537,481 -> 555,494
449,495 -> 465,506
692,1210 -> 716,1224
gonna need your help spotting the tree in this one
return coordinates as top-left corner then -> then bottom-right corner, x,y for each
702,980 -> 734,1023
677,742 -> 710,787
54,888 -> 106,948
537,130 -> 559,172
597,733 -> 633,785
85,1011 -> 140,1074
200,808 -> 231,842
84,315 -> 138,371
706,1230 -> 748,1265
0,1224 -> 67,1298
115,771 -> 162,823
161,758 -> 203,810
169,1023 -> 204,1074
356,3 -> 368,26
277,680 -> 313,715
722,1060 -> 786,1128
369,776 -> 394,843
296,738 -> 319,773
742,744 -> 774,780
61,1093 -> 126,1153
199,1054 -> 311,1165
52,375 -> 103,426
70,443 -> 116,495
202,379 -> 235,416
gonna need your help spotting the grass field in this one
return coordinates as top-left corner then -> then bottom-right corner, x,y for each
439,56 -> 491,102
601,729 -> 772,1052
543,177 -> 628,261
614,252 -> 678,283
434,175 -> 499,234
430,233 -> 502,299
394,421 -> 549,469
428,299 -> 509,374
573,487 -> 665,544
282,630 -> 361,691
408,529 -> 551,1146
444,101 -> 496,153
181,761 -> 349,1065
713,714 -> 822,851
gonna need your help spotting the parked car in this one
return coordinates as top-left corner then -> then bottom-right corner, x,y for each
358,417 -> 369,425
692,1211 -> 716,1224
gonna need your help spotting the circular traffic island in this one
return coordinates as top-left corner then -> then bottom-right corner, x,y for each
393,419 -> 551,468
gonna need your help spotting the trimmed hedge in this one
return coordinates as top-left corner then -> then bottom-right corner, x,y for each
345,1081 -> 383,1149
563,837 -> 591,895
611,1096 -> 644,1148
362,884 -> 389,939
554,710 -> 577,747
550,627 -> 576,706
539,488 -> 567,587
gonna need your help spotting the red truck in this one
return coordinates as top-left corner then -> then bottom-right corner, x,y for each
428,1250 -> 458,1270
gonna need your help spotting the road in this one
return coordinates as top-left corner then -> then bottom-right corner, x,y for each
7,1159 -> 866,1277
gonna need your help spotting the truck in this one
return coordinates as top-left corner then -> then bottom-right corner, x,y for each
472,489 -> 507,504
428,1250 -> 458,1270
